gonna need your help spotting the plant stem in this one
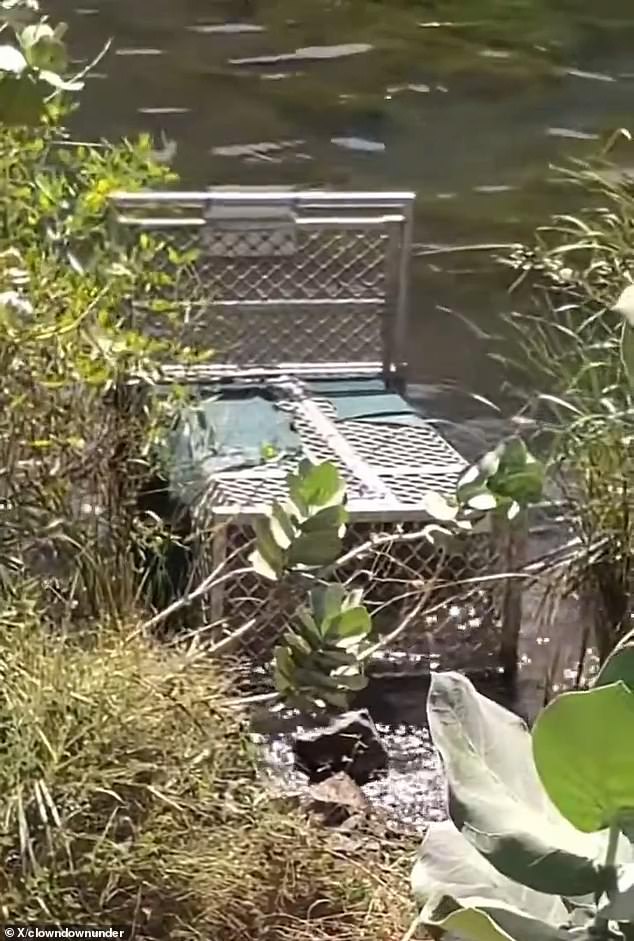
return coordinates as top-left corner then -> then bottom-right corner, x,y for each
605,820 -> 620,871
593,820 -> 620,938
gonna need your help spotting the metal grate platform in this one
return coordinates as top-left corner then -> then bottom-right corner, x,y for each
155,367 -> 467,516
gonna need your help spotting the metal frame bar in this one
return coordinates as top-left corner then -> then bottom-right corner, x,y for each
110,188 -> 415,384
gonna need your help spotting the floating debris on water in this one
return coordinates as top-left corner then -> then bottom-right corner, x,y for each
229,43 -> 373,66
115,48 -> 164,56
188,23 -> 266,35
211,139 -> 305,160
331,136 -> 386,153
546,126 -> 600,140
138,107 -> 191,115
478,48 -> 513,59
387,83 -> 431,94
561,67 -> 616,83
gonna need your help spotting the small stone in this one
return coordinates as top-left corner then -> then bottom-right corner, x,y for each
305,772 -> 370,827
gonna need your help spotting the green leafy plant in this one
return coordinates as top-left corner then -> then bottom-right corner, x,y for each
412,633 -> 634,941
0,0 -> 83,125
500,151 -> 634,659
250,460 -> 375,714
249,459 -> 348,580
455,436 -> 545,521
420,436 -> 545,551
274,584 -> 372,714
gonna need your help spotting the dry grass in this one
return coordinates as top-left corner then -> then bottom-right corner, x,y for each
0,597 -> 413,939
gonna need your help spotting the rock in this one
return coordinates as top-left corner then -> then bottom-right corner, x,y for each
306,772 -> 370,827
292,710 -> 388,785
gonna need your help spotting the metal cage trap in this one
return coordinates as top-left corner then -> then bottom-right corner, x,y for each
111,189 -> 510,677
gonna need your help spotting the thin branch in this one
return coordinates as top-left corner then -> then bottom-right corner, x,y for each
137,564 -> 252,633
206,618 -> 257,656
68,38 -> 113,85
413,242 -> 521,257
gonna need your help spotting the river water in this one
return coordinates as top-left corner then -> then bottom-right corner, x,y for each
49,0 -> 634,449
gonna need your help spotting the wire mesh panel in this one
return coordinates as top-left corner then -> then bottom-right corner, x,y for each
111,189 -> 521,680
166,372 -> 506,677
191,517 -> 502,675
110,190 -> 414,377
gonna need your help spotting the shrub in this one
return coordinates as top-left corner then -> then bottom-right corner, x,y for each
500,147 -> 634,659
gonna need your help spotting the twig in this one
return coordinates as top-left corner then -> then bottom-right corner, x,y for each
44,39 -> 113,102
68,38 -> 113,85
399,913 -> 422,941
324,527 -> 432,573
206,618 -> 257,656
413,242 -> 521,257
225,691 -> 278,708
362,592 -> 432,660
137,564 -> 252,633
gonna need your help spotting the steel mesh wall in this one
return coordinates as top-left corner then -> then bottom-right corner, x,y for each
111,190 -> 413,371
191,517 -> 503,677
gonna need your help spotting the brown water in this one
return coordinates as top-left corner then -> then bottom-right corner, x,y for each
49,0 -> 634,449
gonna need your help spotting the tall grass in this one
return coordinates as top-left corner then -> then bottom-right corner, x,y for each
500,145 -> 634,658
0,600 -> 411,938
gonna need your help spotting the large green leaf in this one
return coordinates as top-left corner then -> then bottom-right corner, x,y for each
309,584 -> 345,625
301,504 -> 347,535
428,673 -> 614,896
0,43 -> 27,72
249,517 -> 285,580
269,501 -> 296,551
594,630 -> 634,692
532,683 -> 634,833
420,897 -> 569,941
326,606 -> 372,640
291,460 -> 346,509
20,22 -> 67,72
287,531 -> 342,567
0,71 -> 46,125
413,822 -> 570,941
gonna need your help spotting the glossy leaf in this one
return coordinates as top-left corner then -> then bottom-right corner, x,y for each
310,585 -> 346,626
287,531 -> 342,568
249,518 -> 285,581
428,672 -> 613,895
413,822 -> 569,941
326,606 -> 371,640
420,896 -> 572,941
0,72 -> 46,125
272,584 -> 372,715
301,504 -> 348,535
289,460 -> 346,509
269,501 -> 295,551
20,22 -> 67,72
532,683 -> 634,833
593,638 -> 634,692
0,43 -> 27,72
